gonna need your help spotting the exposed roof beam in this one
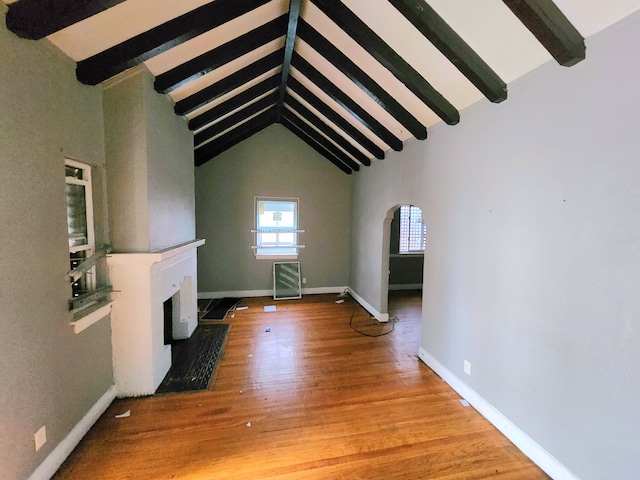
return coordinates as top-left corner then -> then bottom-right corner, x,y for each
281,116 -> 352,174
155,15 -> 288,94
313,0 -> 459,125
6,0 -> 126,40
275,0 -> 302,121
287,77 -> 385,160
174,49 -> 284,116
292,51 -> 403,151
297,19 -> 426,141
188,75 -> 280,131
388,0 -> 507,103
76,0 -> 271,85
285,94 -> 371,166
195,92 -> 277,147
282,110 -> 360,172
503,0 -> 585,66
194,108 -> 276,166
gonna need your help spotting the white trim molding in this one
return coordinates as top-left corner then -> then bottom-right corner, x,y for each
70,301 -> 113,334
28,386 -> 116,480
198,287 -> 389,322
417,347 -> 580,480
347,288 -> 389,323
198,286 -> 348,300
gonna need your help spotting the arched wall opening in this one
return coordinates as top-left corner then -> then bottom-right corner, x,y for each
380,203 -> 426,321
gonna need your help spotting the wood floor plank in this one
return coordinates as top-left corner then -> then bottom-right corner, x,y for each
53,292 -> 548,479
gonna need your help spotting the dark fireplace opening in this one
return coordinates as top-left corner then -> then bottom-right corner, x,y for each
163,297 -> 173,345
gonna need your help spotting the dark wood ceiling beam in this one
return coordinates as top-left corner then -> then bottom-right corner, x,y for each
503,0 -> 585,66
285,94 -> 371,166
6,0 -> 126,40
296,19 -> 426,141
287,77 -> 385,160
282,110 -> 360,171
291,51 -> 403,151
188,75 -> 280,131
194,108 -> 276,166
281,116 -> 352,174
313,0 -> 459,125
275,0 -> 302,121
155,15 -> 288,94
194,93 -> 277,147
76,0 -> 271,85
175,49 -> 284,116
388,0 -> 507,103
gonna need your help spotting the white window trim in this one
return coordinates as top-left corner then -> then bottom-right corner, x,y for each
253,196 -> 303,259
66,159 -> 97,299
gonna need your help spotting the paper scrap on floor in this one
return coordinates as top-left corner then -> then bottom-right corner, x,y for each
236,306 -> 248,311
264,305 -> 276,312
115,410 -> 131,418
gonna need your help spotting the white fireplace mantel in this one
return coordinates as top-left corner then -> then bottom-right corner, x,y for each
107,239 -> 205,397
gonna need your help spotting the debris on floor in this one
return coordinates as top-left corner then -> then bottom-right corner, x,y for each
264,305 -> 276,312
115,410 -> 131,418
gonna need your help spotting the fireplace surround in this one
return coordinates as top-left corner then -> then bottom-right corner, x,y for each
107,239 -> 205,397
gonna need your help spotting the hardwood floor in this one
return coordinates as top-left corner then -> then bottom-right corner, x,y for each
54,292 -> 548,479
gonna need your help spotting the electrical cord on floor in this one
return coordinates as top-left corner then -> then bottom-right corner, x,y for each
348,307 -> 398,337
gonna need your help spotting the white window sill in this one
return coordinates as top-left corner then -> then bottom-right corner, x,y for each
70,301 -> 113,334
255,254 -> 299,260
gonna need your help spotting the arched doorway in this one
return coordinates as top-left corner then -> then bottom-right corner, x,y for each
381,204 -> 425,342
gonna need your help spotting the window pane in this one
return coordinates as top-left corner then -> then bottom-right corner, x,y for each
279,232 -> 294,244
66,183 -> 88,247
399,205 -> 425,253
261,233 -> 277,244
65,165 -> 83,180
70,251 -> 88,297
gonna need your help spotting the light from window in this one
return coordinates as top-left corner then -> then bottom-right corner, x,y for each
399,205 -> 426,253
255,198 -> 298,257
66,160 -> 95,298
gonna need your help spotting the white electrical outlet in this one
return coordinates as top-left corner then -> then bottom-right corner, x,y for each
302,277 -> 307,284
34,426 -> 46,451
464,360 -> 471,376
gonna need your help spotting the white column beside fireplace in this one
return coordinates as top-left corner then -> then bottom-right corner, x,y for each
107,239 -> 205,397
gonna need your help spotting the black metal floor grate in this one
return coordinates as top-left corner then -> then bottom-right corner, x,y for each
156,323 -> 229,394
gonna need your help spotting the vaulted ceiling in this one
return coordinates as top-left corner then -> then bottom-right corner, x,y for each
3,0 -> 638,173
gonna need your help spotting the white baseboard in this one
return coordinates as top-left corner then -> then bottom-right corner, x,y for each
347,288 -> 389,323
198,286 -> 348,300
198,287 -> 389,322
199,289 -> 271,299
28,385 -> 116,480
417,348 -> 579,480
388,283 -> 423,291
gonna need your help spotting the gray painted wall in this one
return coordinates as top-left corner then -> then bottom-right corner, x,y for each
196,124 -> 351,293
103,69 -> 195,252
350,13 -> 640,480
144,72 -> 196,251
0,15 -> 113,480
103,72 -> 150,252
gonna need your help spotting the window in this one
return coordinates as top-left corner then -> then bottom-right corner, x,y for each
65,159 -> 95,300
255,198 -> 299,258
399,205 -> 426,253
